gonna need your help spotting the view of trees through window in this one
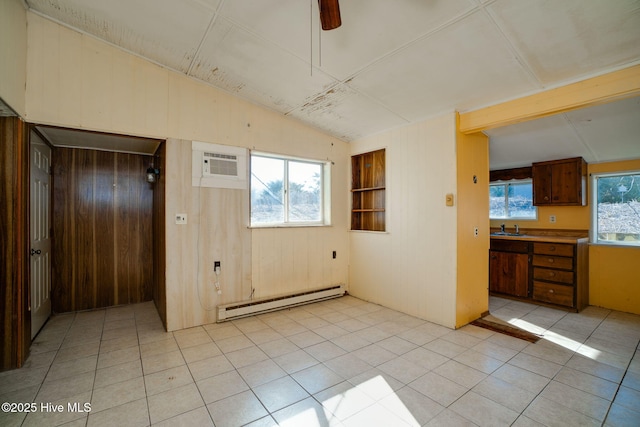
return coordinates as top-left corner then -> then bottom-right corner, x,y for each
594,173 -> 640,245
251,155 -> 323,225
490,181 -> 536,219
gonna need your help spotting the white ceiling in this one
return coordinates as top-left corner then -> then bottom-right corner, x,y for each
24,0 -> 640,168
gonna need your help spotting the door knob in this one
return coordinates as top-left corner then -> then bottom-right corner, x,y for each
30,249 -> 41,256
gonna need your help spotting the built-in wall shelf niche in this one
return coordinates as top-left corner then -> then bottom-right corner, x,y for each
351,149 -> 386,231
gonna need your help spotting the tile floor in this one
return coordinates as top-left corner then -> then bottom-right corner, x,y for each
1,296 -> 639,426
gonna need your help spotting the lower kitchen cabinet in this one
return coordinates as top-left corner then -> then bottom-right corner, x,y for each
489,236 -> 589,311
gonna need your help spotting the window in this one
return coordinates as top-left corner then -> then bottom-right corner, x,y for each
591,171 -> 640,246
250,152 -> 330,227
489,180 -> 537,219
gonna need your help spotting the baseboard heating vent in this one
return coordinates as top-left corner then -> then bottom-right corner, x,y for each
217,285 -> 345,322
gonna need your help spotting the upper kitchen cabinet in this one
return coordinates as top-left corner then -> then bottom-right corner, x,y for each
532,157 -> 587,206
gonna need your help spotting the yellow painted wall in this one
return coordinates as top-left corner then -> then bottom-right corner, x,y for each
456,120 -> 490,327
0,0 -> 27,116
588,159 -> 640,315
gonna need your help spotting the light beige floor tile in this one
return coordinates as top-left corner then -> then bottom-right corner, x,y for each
102,317 -> 136,332
147,383 -> 205,424
471,340 -> 519,362
508,352 -> 563,378
348,368 -> 404,401
237,359 -> 287,388
0,366 -> 48,395
215,334 -> 255,353
614,385 -> 640,411
101,325 -> 137,342
450,391 -> 519,427
409,372 -> 468,407
540,380 -> 610,421
454,349 -> 504,374
94,359 -> 143,389
188,354 -> 234,381
273,349 -> 319,374
144,364 -> 194,396
97,345 -> 141,370
566,353 -> 625,383
304,341 -> 347,362
225,345 -> 269,369
288,330 -> 326,348
352,344 -> 402,367
253,376 -> 310,413
314,381 -> 375,421
271,397 -> 338,427
173,327 -> 212,349
423,338 -> 468,359
425,408 -> 478,426
604,402 -> 640,427
87,397 -> 148,427
292,363 -> 345,395
554,366 -> 618,400
207,389 -> 268,427
324,353 -> 374,380
46,354 -> 98,381
330,333 -> 371,352
232,317 -> 269,334
313,324 -> 349,340
433,360 -> 487,388
380,385 -> 445,426
197,370 -> 249,404
491,364 -> 550,394
54,340 -> 101,363
153,406 -> 214,427
402,347 -> 450,371
341,401 -> 411,427
472,376 -> 536,413
91,376 -> 146,413
36,371 -> 95,402
258,337 -> 299,358
376,336 -> 418,356
99,335 -> 139,353
378,357 -> 429,384
141,349 -> 184,375
522,340 -> 576,365
523,396 -> 601,427
440,330 -> 483,348
139,337 -> 178,357
180,341 -> 222,364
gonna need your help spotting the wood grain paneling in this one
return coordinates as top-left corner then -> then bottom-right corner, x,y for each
152,142 -> 166,328
0,117 -> 30,371
52,147 -> 154,312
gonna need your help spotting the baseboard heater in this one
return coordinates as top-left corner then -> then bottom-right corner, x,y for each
217,285 -> 345,322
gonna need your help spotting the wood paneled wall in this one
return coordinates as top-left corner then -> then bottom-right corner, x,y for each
52,147 -> 154,312
0,117 -> 30,370
152,142 -> 166,328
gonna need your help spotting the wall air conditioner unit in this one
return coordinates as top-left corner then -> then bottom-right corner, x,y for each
192,141 -> 247,189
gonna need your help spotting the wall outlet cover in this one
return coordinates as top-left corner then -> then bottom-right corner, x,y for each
175,214 -> 187,224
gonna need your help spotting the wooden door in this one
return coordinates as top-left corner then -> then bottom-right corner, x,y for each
489,250 -> 529,297
30,131 -> 52,338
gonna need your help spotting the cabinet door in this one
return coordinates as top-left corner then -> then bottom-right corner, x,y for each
489,251 -> 529,297
551,160 -> 581,204
532,164 -> 552,205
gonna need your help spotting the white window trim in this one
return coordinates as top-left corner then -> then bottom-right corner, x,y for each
590,170 -> 640,246
489,179 -> 538,220
250,151 -> 331,228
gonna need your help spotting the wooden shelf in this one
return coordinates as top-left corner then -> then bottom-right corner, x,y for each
351,149 -> 386,232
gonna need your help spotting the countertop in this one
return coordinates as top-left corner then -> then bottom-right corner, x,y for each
490,233 -> 589,244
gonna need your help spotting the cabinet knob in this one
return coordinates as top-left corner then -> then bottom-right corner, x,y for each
548,258 -> 554,263
549,289 -> 554,294
549,246 -> 556,251
544,196 -> 549,201
549,272 -> 556,277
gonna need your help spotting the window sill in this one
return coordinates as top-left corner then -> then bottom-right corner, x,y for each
249,223 -> 331,229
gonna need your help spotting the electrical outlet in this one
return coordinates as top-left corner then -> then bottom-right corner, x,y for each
214,261 -> 221,270
549,215 -> 557,224
474,227 -> 479,237
175,214 -> 187,224
332,251 -> 337,259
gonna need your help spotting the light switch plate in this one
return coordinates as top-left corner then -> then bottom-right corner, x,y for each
175,213 -> 187,224
445,193 -> 454,206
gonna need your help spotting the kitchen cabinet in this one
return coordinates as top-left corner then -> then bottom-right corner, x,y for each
489,240 -> 530,298
532,157 -> 587,206
490,235 -> 589,311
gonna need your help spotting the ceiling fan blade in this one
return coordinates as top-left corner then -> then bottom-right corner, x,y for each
318,0 -> 341,30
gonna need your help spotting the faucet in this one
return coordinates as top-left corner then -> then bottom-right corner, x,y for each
500,224 -> 505,233
514,224 -> 519,234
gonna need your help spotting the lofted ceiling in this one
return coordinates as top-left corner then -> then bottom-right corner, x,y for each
24,0 -> 640,167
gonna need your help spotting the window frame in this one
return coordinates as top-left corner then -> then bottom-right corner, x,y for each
250,151 -> 331,228
489,179 -> 538,220
590,170 -> 640,247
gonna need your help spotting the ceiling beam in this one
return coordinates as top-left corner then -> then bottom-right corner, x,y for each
459,64 -> 640,134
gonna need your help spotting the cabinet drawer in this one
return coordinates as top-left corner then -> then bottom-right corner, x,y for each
533,242 -> 574,257
490,239 -> 529,253
533,281 -> 574,307
533,267 -> 573,284
532,255 -> 573,270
